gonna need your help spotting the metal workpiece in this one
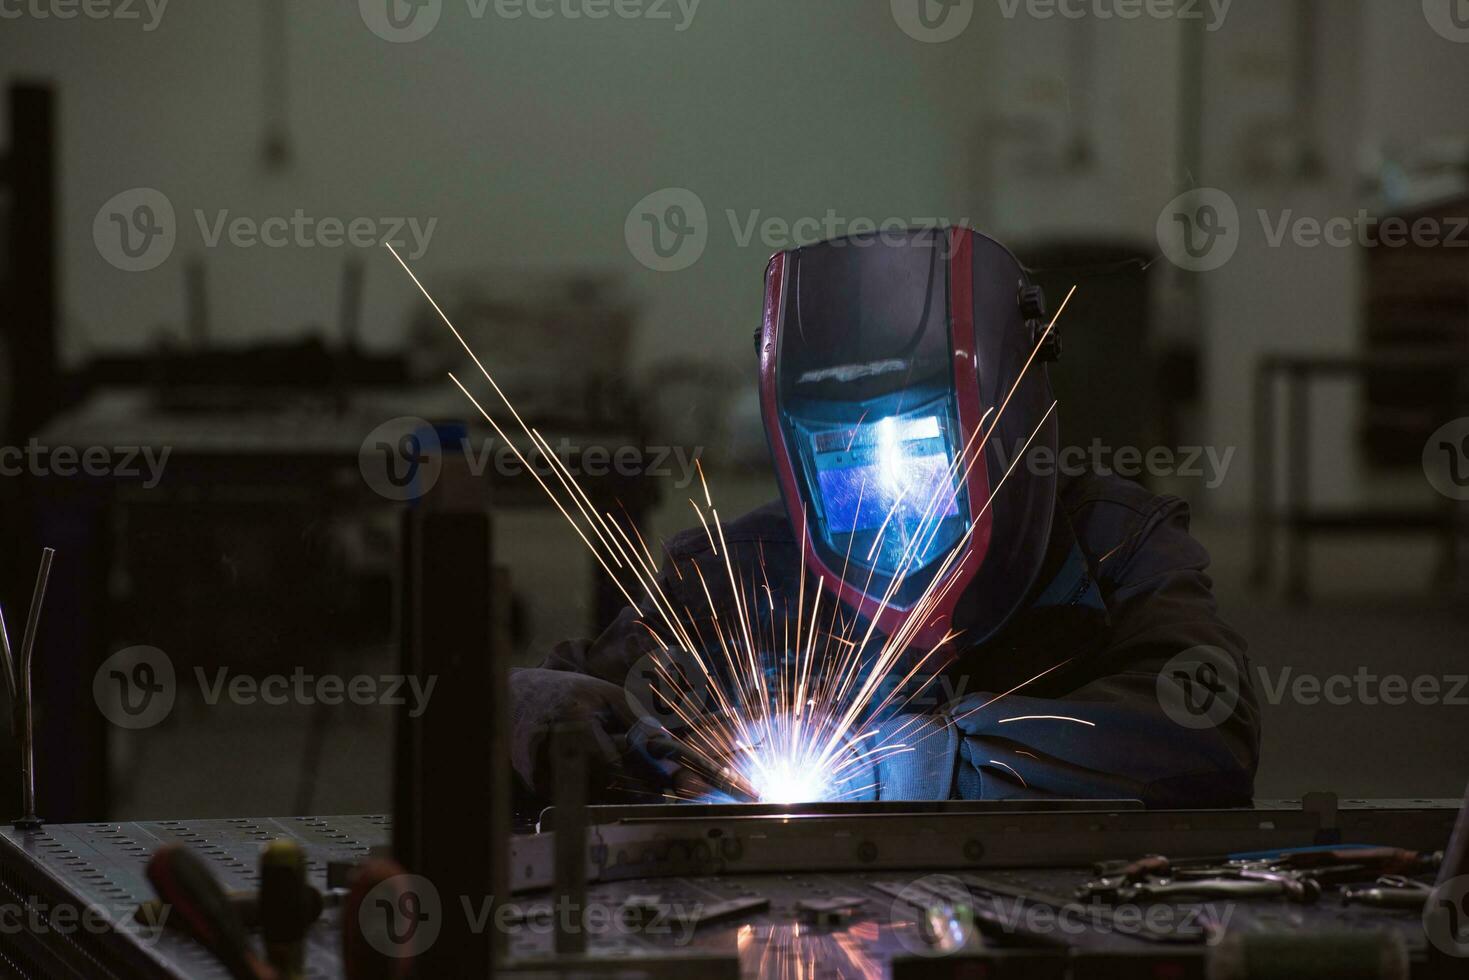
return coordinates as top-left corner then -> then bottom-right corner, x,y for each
520,799 -> 1459,892
0,603 -> 13,709
393,476 -> 509,975
4,546 -> 55,831
551,722 -> 590,957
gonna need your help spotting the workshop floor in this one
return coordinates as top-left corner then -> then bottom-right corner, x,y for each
112,474 -> 1469,820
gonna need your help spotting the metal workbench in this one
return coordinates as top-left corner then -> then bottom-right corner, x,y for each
0,799 -> 1462,978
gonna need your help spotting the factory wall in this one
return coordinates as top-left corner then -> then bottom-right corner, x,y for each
5,0 -> 1468,519
3,0 -> 980,371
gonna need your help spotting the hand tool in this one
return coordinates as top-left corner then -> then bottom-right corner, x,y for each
1094,846 -> 1440,880
1175,867 -> 1323,903
1,547 -> 54,829
1090,853 -> 1171,883
1341,877 -> 1432,911
145,844 -> 278,980
1117,877 -> 1316,903
1084,847 -> 1442,901
341,857 -> 415,980
260,839 -> 310,980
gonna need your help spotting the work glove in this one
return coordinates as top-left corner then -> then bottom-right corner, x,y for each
509,667 -> 685,804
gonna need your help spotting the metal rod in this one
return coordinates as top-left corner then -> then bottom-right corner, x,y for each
0,604 -> 15,707
552,723 -> 588,957
15,547 -> 54,828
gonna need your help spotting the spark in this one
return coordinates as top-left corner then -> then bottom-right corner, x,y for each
986,759 -> 1028,787
387,242 -> 1082,804
997,715 -> 1097,727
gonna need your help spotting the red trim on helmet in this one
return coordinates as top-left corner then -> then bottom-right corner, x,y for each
760,228 -> 995,652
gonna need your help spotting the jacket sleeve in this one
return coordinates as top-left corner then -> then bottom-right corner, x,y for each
945,496 -> 1261,808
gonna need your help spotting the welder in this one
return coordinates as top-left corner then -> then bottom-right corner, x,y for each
511,226 -> 1260,808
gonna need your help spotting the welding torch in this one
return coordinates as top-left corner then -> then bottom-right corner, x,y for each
661,738 -> 759,803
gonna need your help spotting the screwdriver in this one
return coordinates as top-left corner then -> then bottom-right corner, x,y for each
341,857 -> 416,980
260,839 -> 310,980
145,844 -> 278,980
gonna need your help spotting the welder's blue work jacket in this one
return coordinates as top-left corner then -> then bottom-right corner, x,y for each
528,473 -> 1261,808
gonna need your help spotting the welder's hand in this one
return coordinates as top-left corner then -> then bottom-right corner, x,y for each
509,668 -> 682,803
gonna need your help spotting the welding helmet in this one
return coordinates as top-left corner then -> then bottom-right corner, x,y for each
758,227 -> 1058,651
